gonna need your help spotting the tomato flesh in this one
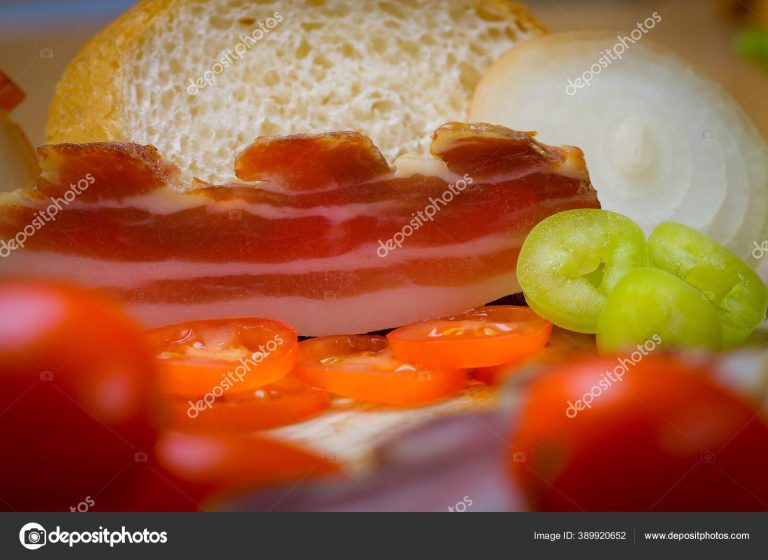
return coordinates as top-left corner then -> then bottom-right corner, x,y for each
160,377 -> 330,433
388,306 -> 552,368
473,361 -> 526,385
147,318 -> 298,397
474,328 -> 596,385
292,335 -> 467,406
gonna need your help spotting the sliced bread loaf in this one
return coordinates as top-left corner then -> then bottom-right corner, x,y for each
47,0 -> 545,182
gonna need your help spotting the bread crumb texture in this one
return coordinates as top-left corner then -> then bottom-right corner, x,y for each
49,0 -> 544,182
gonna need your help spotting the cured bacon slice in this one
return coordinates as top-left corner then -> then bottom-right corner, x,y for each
0,123 -> 598,335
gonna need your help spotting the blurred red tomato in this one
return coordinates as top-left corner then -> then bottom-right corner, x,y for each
0,280 -> 158,511
510,355 -> 768,511
100,432 -> 340,511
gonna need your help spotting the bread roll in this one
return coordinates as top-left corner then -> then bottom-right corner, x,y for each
47,0 -> 545,182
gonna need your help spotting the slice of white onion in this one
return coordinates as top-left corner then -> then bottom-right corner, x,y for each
469,31 -> 768,265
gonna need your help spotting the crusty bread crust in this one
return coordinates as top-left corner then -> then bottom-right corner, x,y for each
47,0 -> 175,144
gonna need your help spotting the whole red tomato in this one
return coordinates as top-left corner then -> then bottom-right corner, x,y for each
510,355 -> 768,511
99,432 -> 341,511
0,280 -> 158,511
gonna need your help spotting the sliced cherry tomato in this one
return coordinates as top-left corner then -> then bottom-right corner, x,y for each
292,335 -> 467,406
388,306 -> 552,369
473,328 -> 595,385
98,432 -> 340,511
160,377 -> 330,433
475,352 -> 592,385
511,355 -> 768,511
473,360 -> 527,385
0,280 -> 158,511
146,318 -> 298,397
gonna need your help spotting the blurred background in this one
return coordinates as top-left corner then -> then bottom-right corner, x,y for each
1,0 -> 767,146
